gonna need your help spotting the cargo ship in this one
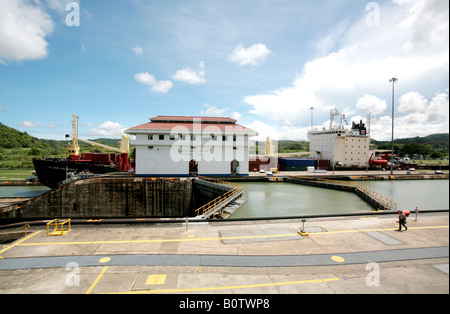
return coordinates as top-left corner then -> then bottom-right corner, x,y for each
33,115 -> 133,188
307,108 -> 371,169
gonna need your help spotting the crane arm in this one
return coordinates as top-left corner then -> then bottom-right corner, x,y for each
66,135 -> 128,153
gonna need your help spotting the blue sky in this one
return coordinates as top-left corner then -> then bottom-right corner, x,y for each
0,0 -> 448,142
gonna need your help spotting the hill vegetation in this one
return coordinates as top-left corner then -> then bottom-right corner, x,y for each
0,122 -> 448,169
0,122 -> 124,169
372,133 -> 449,159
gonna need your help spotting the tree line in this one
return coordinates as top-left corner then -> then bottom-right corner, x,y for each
371,133 -> 449,159
0,122 -> 448,169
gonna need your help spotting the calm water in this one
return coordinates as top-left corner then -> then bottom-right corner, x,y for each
1,180 -> 448,218
0,186 -> 50,198
359,180 -> 449,211
230,180 -> 449,219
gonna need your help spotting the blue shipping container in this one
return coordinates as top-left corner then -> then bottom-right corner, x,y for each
278,158 -> 316,167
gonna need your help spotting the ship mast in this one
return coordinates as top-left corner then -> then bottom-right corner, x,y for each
66,114 -> 80,156
329,108 -> 342,130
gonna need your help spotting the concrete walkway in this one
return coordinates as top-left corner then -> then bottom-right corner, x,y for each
1,247 -> 447,270
0,212 -> 448,294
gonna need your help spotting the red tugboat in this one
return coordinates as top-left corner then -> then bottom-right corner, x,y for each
33,114 -> 133,189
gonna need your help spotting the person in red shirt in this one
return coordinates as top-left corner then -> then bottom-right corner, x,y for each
397,210 -> 408,231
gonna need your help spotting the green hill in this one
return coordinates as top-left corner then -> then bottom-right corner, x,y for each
0,122 -> 448,169
371,133 -> 449,158
0,122 -> 41,149
0,122 -> 126,169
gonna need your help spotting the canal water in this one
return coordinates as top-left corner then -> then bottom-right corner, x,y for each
0,186 -> 50,198
230,180 -> 449,219
0,180 -> 448,219
360,180 -> 449,212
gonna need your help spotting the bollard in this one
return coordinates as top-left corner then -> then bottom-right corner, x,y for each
415,207 -> 419,221
185,216 -> 188,232
298,219 -> 309,236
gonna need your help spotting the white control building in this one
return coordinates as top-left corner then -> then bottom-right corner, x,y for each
126,116 -> 258,177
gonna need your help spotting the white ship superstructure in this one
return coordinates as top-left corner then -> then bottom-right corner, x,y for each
308,109 -> 370,168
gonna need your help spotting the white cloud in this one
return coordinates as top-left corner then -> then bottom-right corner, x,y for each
396,0 -> 449,53
199,104 -> 243,124
356,94 -> 387,115
172,62 -> 206,84
45,0 -> 79,14
200,104 -> 228,117
246,120 -> 311,141
135,62 -> 206,93
242,0 -> 448,140
0,0 -> 54,63
134,72 -> 173,94
229,43 -> 272,66
132,45 -> 143,55
231,112 -> 242,121
134,72 -> 156,85
21,120 -> 37,128
151,80 -> 173,94
89,121 -> 126,137
398,92 -> 428,114
369,92 -> 449,141
425,93 -> 449,123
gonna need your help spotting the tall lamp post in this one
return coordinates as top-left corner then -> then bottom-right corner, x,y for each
310,107 -> 314,131
389,77 -> 398,174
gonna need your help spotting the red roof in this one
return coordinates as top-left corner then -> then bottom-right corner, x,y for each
127,116 -> 257,134
150,116 -> 237,123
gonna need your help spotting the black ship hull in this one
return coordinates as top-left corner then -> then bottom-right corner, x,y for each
32,158 -> 121,189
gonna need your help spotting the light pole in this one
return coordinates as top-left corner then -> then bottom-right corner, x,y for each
310,107 -> 314,131
389,77 -> 398,174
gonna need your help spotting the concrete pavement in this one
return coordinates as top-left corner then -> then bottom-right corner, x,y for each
0,212 -> 448,294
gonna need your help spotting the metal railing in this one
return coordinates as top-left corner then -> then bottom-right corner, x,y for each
0,224 -> 30,242
354,183 -> 397,211
195,177 -> 244,219
47,219 -> 71,236
288,176 -> 397,211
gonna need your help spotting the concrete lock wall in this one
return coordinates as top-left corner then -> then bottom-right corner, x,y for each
0,177 -> 233,221
192,179 -> 232,211
2,178 -> 194,219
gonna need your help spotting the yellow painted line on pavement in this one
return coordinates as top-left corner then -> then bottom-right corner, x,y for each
314,225 -> 449,235
16,233 -> 300,246
111,277 -> 340,294
12,225 -> 449,248
86,266 -> 109,294
0,230 -> 43,255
